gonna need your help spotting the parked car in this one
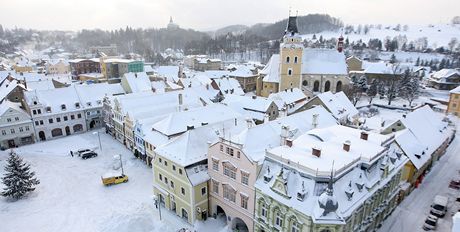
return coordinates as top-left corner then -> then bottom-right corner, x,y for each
76,149 -> 91,157
81,151 -> 98,159
430,195 -> 448,217
101,173 -> 128,186
423,214 -> 438,230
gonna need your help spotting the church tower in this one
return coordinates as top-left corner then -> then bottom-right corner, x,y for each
279,14 -> 303,92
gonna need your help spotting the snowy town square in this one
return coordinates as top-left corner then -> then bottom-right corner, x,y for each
2,1 -> 460,232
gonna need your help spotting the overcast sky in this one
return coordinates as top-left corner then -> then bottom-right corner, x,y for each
1,0 -> 458,31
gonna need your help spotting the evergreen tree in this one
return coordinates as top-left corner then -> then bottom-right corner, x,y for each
439,59 -> 446,70
390,54 -> 397,64
1,151 -> 40,200
358,75 -> 368,91
415,57 -> 420,66
366,79 -> 378,104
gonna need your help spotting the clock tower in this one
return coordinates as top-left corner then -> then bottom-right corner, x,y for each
279,14 -> 303,92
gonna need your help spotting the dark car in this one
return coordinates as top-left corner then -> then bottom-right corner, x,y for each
76,149 -> 91,157
81,151 -> 98,159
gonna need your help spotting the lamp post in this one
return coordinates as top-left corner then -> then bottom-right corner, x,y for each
93,131 -> 102,151
153,195 -> 162,220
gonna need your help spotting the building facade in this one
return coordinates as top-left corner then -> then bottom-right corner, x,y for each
69,58 -> 101,79
0,101 -> 34,149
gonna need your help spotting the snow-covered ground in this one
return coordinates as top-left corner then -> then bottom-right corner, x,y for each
0,129 -> 225,232
379,118 -> 460,232
302,24 -> 460,49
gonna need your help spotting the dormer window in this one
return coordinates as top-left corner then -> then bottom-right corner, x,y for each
87,102 -> 92,107
75,102 -> 80,108
33,101 -> 37,105
96,100 -> 102,105
45,107 -> 51,113
61,104 -> 66,110
263,166 -> 273,183
297,181 -> 307,201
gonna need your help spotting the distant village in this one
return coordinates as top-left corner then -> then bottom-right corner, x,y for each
1,15 -> 460,232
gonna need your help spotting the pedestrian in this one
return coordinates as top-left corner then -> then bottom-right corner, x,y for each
70,150 -> 74,157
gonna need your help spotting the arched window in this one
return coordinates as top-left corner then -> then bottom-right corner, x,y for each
325,81 -> 331,92
291,220 -> 301,232
336,81 -> 343,92
302,80 -> 308,86
286,57 -> 290,63
313,81 -> 320,92
274,209 -> 284,228
294,57 -> 298,63
288,69 -> 292,76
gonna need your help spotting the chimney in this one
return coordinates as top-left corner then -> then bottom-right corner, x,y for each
187,125 -> 195,130
178,93 -> 183,105
312,147 -> 321,157
201,122 -> 208,126
281,125 -> 290,145
246,118 -> 253,128
252,95 -> 257,99
343,140 -> 351,152
360,131 -> 368,141
286,138 -> 293,147
312,114 -> 319,128
402,114 -> 406,118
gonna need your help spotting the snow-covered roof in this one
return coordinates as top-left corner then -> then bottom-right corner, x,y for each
155,116 -> 247,167
450,85 -> 460,94
363,62 -> 402,75
122,72 -> 151,93
222,94 -> 274,113
268,88 -> 307,113
301,49 -> 348,75
155,66 -> 179,82
0,101 -> 29,118
202,70 -> 231,79
227,105 -> 337,163
213,77 -> 244,95
186,164 -> 210,186
256,125 -> 407,222
261,54 -> 280,83
26,79 -> 55,91
75,83 -> 125,109
227,65 -> 257,78
152,104 -> 241,137
315,91 -> 359,121
432,69 -> 460,79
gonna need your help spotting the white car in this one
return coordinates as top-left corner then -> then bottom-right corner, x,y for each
75,148 -> 91,157
423,214 -> 438,230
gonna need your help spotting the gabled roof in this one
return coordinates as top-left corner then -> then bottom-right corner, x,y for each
432,69 -> 460,79
261,54 -> 280,83
122,72 -> 151,93
315,91 -> 359,121
213,77 -> 244,95
301,49 -> 348,75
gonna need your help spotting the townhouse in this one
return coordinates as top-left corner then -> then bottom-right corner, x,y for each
0,101 -> 34,149
208,106 -> 337,232
222,94 -> 279,124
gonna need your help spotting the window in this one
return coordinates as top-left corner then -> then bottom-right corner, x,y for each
56,117 -> 61,122
179,169 -> 183,175
241,194 -> 248,209
10,129 -> 15,134
77,113 -> 82,119
226,147 -> 234,156
40,120 -> 44,125
241,172 -> 249,185
158,158 -> 162,164
19,127 -> 23,132
212,180 -> 219,194
294,56 -> 298,63
181,187 -> 186,195
49,118 -> 53,124
223,185 -> 236,202
220,145 -> 223,152
237,151 -> 240,158
33,110 -> 37,115
37,109 -> 41,114
61,104 -> 66,110
164,177 -> 168,184
46,107 -> 51,113
159,173 -> 163,181
286,56 -> 290,63
291,220 -> 300,232
172,165 -> 176,171
201,187 -> 207,196
288,69 -> 292,76
25,126 -> 29,131
261,202 -> 268,219
7,118 -> 11,122
212,160 -> 219,171
454,103 -> 457,108
1,130 -> 6,135
35,121 -> 39,126
223,163 -> 236,179
14,117 -> 19,121
164,161 -> 168,166
71,115 -> 75,120
170,181 -> 174,189
275,211 -> 283,228
64,116 -> 68,121
75,103 -> 80,108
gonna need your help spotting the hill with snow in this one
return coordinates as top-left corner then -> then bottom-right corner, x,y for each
301,24 -> 460,49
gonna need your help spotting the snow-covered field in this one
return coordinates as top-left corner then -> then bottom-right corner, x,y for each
302,24 -> 460,49
0,129 -> 225,232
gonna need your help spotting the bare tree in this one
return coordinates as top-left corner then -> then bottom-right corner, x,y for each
383,64 -> 402,106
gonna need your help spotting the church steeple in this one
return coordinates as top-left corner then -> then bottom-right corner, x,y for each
285,16 -> 299,36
